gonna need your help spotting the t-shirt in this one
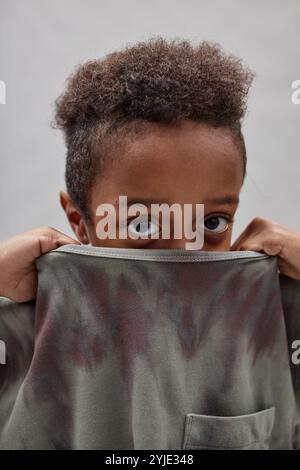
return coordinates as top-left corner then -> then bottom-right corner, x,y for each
0,245 -> 300,449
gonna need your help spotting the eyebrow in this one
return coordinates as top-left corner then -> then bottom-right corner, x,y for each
113,195 -> 239,207
204,195 -> 240,205
113,198 -> 169,207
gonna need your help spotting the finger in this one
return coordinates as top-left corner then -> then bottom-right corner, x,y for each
230,226 -> 252,251
37,228 -> 81,256
232,236 -> 282,256
233,241 -> 263,252
41,226 -> 81,245
230,232 -> 253,251
55,234 -> 81,247
230,218 -> 269,251
261,239 -> 282,256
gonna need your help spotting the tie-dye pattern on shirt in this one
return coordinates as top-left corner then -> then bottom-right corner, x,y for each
0,246 -> 300,449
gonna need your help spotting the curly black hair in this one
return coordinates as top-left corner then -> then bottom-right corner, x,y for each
54,36 -> 254,224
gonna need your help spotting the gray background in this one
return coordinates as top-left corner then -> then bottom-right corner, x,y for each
0,0 -> 299,242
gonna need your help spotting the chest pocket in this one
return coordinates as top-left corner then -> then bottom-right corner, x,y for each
182,407 -> 275,450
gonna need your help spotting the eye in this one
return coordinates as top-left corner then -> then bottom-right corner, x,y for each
127,216 -> 160,239
204,215 -> 230,233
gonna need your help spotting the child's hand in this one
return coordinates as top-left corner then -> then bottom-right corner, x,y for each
0,227 -> 81,303
230,217 -> 300,279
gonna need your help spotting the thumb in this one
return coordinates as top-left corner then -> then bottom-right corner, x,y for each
261,240 -> 282,256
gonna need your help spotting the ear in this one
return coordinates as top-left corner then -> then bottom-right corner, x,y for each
59,190 -> 90,244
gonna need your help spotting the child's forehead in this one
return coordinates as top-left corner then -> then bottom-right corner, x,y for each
90,122 -> 243,207
100,120 -> 243,172
125,122 -> 239,159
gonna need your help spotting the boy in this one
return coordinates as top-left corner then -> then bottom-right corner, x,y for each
1,36 -> 300,303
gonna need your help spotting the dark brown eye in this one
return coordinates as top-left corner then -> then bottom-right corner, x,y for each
204,216 -> 229,233
128,216 -> 160,238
